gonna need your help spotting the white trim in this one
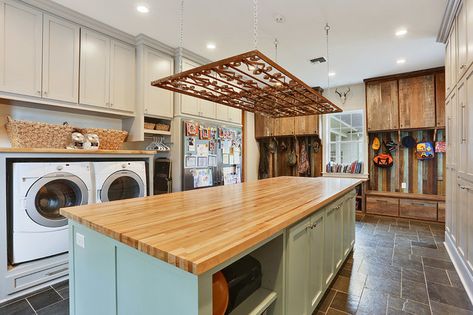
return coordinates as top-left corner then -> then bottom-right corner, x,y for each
445,231 -> 473,304
437,0 -> 463,43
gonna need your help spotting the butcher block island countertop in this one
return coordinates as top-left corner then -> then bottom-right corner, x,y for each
61,176 -> 362,275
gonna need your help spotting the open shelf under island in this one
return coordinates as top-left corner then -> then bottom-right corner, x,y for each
61,176 -> 363,315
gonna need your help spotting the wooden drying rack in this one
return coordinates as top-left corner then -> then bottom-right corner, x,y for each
152,50 -> 342,118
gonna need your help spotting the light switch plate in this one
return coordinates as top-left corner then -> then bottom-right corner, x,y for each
401,182 -> 407,189
76,232 -> 85,248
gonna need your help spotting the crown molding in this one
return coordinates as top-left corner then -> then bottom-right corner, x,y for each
437,0 -> 462,43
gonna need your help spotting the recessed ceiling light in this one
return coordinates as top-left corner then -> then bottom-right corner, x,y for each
206,43 -> 216,50
136,4 -> 149,13
395,29 -> 408,37
397,58 -> 406,64
328,72 -> 336,77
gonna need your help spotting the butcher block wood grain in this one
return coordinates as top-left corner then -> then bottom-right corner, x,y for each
436,73 -> 446,128
399,75 -> 436,129
366,196 -> 399,216
255,113 -> 273,138
438,202 -> 446,222
60,177 -> 362,275
366,80 -> 399,131
294,115 -> 319,135
399,199 -> 438,221
0,148 -> 156,155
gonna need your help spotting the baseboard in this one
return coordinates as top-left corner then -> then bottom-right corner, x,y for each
445,232 -> 473,303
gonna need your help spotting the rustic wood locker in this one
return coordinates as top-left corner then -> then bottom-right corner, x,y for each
366,80 -> 399,131
399,75 -> 436,129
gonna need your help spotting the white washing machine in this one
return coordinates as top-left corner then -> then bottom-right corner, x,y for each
92,161 -> 147,203
11,162 -> 93,264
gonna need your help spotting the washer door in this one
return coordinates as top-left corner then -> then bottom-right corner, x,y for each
25,173 -> 88,228
100,170 -> 145,202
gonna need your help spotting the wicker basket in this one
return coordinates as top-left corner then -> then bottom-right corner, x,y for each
79,128 -> 128,150
5,116 -> 73,149
144,122 -> 156,130
155,123 -> 170,131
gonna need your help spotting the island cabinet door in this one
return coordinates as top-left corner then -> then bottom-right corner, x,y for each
323,204 -> 337,286
308,212 -> 325,311
342,198 -> 353,257
286,216 -> 311,315
333,204 -> 344,270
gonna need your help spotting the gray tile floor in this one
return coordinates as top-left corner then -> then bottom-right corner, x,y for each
315,215 -> 473,315
0,280 -> 68,315
0,215 -> 469,315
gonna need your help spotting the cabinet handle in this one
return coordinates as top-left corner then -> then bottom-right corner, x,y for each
43,91 -> 48,96
46,267 -> 68,276
411,202 -> 428,207
110,103 -> 114,107
144,108 -> 148,114
36,90 -> 41,95
461,104 -> 466,143
461,64 -> 467,70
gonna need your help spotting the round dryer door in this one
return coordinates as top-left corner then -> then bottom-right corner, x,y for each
25,173 -> 88,228
100,170 -> 145,202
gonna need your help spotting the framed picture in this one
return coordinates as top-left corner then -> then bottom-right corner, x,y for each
185,155 -> 197,168
197,156 -> 208,167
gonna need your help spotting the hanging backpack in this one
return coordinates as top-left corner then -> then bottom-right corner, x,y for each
373,153 -> 394,168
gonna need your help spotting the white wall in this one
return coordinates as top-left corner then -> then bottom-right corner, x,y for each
0,100 -> 123,147
244,112 -> 259,182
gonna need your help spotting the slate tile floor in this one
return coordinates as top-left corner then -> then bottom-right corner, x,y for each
0,215 -> 469,315
315,215 -> 473,315
0,280 -> 69,315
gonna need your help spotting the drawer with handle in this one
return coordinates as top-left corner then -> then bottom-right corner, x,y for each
366,196 -> 399,216
399,199 -> 438,221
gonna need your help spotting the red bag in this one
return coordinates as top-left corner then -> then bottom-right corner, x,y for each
373,153 -> 393,168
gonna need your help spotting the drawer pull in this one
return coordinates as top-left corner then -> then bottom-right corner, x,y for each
46,267 -> 68,277
373,199 -> 388,203
411,202 -> 428,207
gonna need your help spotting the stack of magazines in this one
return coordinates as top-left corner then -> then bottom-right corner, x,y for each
326,161 -> 363,174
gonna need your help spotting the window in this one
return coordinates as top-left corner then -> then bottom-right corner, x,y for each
325,110 -> 365,173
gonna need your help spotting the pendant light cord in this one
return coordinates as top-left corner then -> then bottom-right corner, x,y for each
274,38 -> 279,62
253,0 -> 258,49
178,0 -> 185,72
325,23 -> 331,89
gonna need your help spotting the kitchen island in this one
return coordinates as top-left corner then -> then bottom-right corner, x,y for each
61,176 -> 362,315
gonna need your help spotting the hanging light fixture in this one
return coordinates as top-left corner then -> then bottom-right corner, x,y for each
152,0 -> 342,117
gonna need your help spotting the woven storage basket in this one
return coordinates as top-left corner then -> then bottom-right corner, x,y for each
155,123 -> 170,131
144,122 -> 156,130
5,116 -> 73,149
79,128 -> 128,150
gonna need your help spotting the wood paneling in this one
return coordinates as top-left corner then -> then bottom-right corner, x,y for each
436,73 -> 446,127
61,177 -> 362,275
438,202 -> 446,222
295,115 -> 319,135
255,113 -> 273,138
366,80 -> 399,131
368,132 -> 399,192
273,117 -> 295,136
399,199 -> 438,221
399,75 -> 436,129
366,196 -> 399,216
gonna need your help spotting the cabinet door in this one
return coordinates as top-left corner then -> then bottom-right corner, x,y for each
366,80 -> 399,131
333,205 -> 343,270
180,59 -> 200,116
467,185 -> 473,272
342,198 -> 354,257
79,28 -> 110,108
467,70 -> 473,177
42,14 -> 79,103
216,104 -> 229,121
0,0 -> 42,97
446,91 -> 458,168
110,40 -> 135,112
323,205 -> 336,286
199,99 -> 216,119
436,73 -> 446,127
228,107 -> 242,124
446,37 -> 452,95
143,48 -> 173,118
458,4 -> 468,79
399,75 -> 436,129
450,24 -> 458,91
273,117 -> 295,136
255,113 -> 273,138
308,213 -> 324,311
286,217 -> 310,315
295,115 -> 319,135
458,181 -> 468,259
458,80 -> 467,175
467,0 -> 473,69
446,168 -> 453,234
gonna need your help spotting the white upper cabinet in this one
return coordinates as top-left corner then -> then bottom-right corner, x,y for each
228,107 -> 242,124
80,28 -> 110,108
199,99 -> 216,118
0,0 -> 42,97
42,14 -> 80,103
467,0 -> 473,69
457,4 -> 468,79
216,104 -> 229,121
143,47 -> 173,118
180,58 -> 202,117
110,40 -> 135,112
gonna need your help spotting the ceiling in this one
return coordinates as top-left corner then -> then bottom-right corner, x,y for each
52,0 -> 447,88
